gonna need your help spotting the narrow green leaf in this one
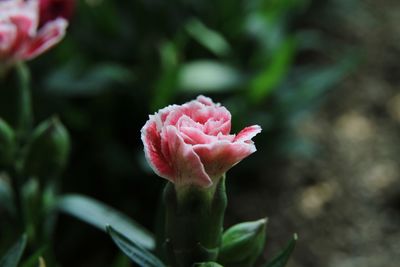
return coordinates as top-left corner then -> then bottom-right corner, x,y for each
0,177 -> 15,215
185,18 -> 231,57
249,37 -> 296,103
263,234 -> 297,267
151,41 -> 180,110
0,234 -> 27,267
277,55 -> 358,117
193,262 -> 223,267
179,60 -> 242,92
57,194 -> 155,250
45,61 -> 134,96
107,225 -> 165,267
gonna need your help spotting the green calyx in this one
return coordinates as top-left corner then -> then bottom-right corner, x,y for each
23,116 -> 70,180
0,118 -> 16,167
218,218 -> 268,267
163,176 -> 227,267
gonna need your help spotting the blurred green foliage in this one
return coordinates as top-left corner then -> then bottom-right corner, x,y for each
0,0 -> 358,265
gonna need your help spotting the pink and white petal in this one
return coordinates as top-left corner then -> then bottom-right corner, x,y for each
204,118 -> 231,136
193,141 -> 256,179
0,23 -> 17,55
196,95 -> 215,106
179,126 -> 216,145
20,17 -> 67,60
1,0 -> 39,33
157,104 -> 179,124
191,105 -> 231,125
161,126 -> 212,187
141,119 -> 175,180
216,132 -> 235,142
234,125 -> 262,143
164,108 -> 189,127
19,0 -> 39,35
0,1 -> 30,22
8,14 -> 37,55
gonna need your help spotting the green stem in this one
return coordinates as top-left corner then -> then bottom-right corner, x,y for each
2,62 -> 33,235
164,177 -> 227,267
15,62 -> 33,141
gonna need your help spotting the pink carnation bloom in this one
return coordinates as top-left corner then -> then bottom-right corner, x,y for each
141,95 -> 261,188
0,0 -> 67,66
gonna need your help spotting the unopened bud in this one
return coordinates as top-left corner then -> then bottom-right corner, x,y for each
0,118 -> 15,167
23,117 -> 70,179
218,218 -> 267,267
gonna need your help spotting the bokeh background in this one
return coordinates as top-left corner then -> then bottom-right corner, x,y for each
2,0 -> 400,266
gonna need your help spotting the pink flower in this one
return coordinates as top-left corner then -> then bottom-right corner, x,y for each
38,0 -> 74,27
0,0 -> 67,66
141,96 -> 261,188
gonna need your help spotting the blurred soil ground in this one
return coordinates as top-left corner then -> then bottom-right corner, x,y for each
228,1 -> 400,266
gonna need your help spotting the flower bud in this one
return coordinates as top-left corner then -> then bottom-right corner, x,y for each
218,218 -> 267,267
23,117 -> 70,180
0,118 -> 16,167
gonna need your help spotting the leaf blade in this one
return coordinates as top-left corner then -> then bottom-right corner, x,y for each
57,194 -> 155,250
0,234 -> 27,267
107,226 -> 165,267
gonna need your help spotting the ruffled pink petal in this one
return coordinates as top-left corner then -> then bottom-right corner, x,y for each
176,115 -> 202,129
20,17 -> 67,60
161,126 -> 211,187
234,125 -> 262,142
165,108 -> 190,127
196,95 -> 214,106
0,23 -> 17,57
204,118 -> 231,136
193,106 -> 231,126
0,1 -> 36,21
8,15 -> 37,55
157,104 -> 179,125
141,118 -> 175,179
193,141 -> 257,180
179,126 -> 216,145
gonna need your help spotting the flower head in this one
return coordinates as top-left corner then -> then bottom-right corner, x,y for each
141,95 -> 261,188
0,0 -> 67,66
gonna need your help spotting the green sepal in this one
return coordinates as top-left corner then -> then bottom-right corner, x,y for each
263,234 -> 297,267
23,116 -> 70,181
21,178 -> 41,245
218,218 -> 267,267
0,118 -> 15,168
163,177 -> 227,267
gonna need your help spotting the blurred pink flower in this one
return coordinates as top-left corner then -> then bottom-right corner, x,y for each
141,95 -> 261,188
0,0 -> 67,66
38,0 -> 74,27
